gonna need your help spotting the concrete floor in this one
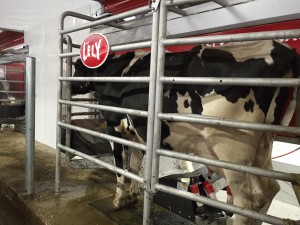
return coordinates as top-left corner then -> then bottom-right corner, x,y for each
0,128 -> 135,225
0,127 -> 299,225
0,127 -> 201,225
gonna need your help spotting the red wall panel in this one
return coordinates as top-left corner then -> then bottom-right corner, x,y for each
0,31 -> 24,51
102,0 -> 148,15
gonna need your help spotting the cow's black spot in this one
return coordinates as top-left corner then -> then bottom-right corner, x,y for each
184,100 -> 190,108
190,91 -> 203,114
244,100 -> 254,112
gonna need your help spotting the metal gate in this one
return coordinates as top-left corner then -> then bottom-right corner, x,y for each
56,1 -> 300,225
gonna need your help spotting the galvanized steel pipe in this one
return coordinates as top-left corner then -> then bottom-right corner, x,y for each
162,29 -> 300,45
25,57 -> 36,195
160,77 -> 300,87
158,113 -> 300,136
60,6 -> 151,35
58,144 -> 144,184
156,149 -> 298,184
58,122 -> 147,151
155,184 -> 285,225
58,99 -> 148,117
59,76 -> 150,83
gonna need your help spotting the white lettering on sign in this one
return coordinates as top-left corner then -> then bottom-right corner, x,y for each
82,39 -> 103,61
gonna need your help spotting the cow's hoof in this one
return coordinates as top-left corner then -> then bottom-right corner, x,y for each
129,195 -> 139,204
113,199 -> 126,210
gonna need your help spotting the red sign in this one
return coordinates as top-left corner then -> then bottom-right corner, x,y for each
80,33 -> 110,68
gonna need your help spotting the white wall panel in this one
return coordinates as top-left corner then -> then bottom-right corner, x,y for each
0,0 -> 94,31
25,5 -> 91,148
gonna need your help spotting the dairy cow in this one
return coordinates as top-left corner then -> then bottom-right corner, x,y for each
71,40 -> 299,225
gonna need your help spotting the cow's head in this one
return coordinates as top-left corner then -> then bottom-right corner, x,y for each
71,59 -> 95,95
71,52 -> 137,96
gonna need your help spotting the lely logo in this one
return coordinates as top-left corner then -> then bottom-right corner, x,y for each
80,33 -> 110,69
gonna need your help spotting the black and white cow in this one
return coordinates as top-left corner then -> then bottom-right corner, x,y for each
71,40 -> 299,225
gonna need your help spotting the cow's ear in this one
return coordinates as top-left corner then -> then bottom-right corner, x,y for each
74,59 -> 85,70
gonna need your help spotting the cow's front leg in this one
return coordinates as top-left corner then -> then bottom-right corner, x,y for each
113,141 -> 127,209
114,174 -> 126,209
129,148 -> 144,203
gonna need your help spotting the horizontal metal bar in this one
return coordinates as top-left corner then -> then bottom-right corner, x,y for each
160,77 -> 300,87
155,184 -> 284,225
0,80 -> 25,83
213,0 -> 231,7
71,112 -> 99,117
0,99 -> 25,102
59,99 -> 148,117
106,22 -> 128,30
162,29 -> 300,45
58,144 -> 144,184
58,122 -> 147,151
63,38 -> 81,49
0,91 -> 25,94
61,6 -> 151,35
59,52 -> 79,58
59,76 -> 150,83
167,7 -> 188,16
165,0 -> 211,7
59,41 -> 152,58
156,149 -> 298,184
158,113 -> 300,136
71,98 -> 99,102
110,41 -> 152,52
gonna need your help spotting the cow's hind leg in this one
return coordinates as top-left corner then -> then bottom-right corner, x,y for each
255,133 -> 280,219
225,133 -> 279,225
227,172 -> 278,225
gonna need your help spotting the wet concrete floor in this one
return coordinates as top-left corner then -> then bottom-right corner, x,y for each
0,128 -> 197,225
0,127 -> 121,225
0,193 -> 32,225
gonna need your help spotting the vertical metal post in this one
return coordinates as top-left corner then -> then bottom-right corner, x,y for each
151,0 -> 168,193
55,33 -> 64,193
25,56 -> 36,195
142,4 -> 160,225
64,35 -> 72,156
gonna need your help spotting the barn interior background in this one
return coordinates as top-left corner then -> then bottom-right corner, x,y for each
0,0 -> 300,225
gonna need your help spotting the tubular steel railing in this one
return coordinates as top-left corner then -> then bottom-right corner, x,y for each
56,5 -> 159,225
56,1 -> 300,225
